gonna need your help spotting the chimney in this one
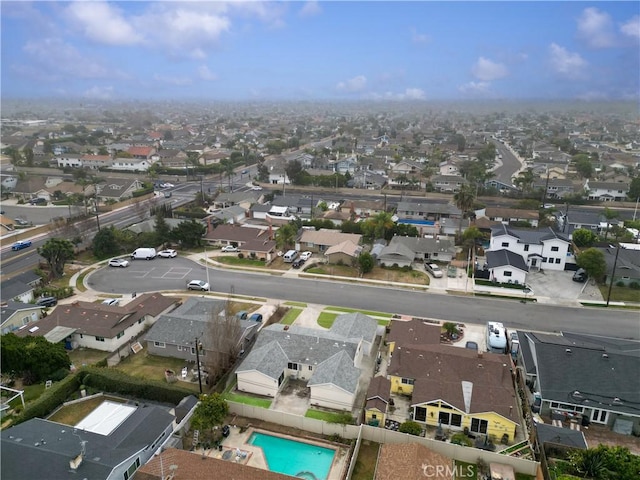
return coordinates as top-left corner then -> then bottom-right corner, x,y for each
69,454 -> 83,470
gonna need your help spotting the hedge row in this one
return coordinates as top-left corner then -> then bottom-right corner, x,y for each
35,286 -> 75,299
15,373 -> 82,424
132,187 -> 155,198
79,367 -> 195,404
173,209 -> 209,219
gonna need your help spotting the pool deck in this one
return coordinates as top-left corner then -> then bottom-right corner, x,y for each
195,426 -> 349,480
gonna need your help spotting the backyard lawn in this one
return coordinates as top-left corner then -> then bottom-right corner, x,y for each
305,408 -> 352,424
48,395 -> 128,425
351,441 -> 380,480
68,348 -> 109,368
115,349 -> 199,392
224,391 -> 272,408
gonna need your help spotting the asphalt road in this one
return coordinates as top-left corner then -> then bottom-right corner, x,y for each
88,257 -> 640,340
490,140 -> 523,186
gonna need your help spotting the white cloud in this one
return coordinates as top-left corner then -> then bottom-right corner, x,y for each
620,15 -> 640,39
471,57 -> 508,81
458,81 -> 490,94
336,75 -> 367,93
65,1 -> 142,46
299,1 -> 322,18
22,38 -> 112,79
366,88 -> 426,101
153,74 -> 192,86
403,88 -> 426,100
83,86 -> 114,100
576,7 -> 615,48
549,43 -> 588,78
198,66 -> 218,81
410,27 -> 430,45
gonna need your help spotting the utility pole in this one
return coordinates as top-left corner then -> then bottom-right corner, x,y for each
194,337 -> 203,394
541,165 -> 550,207
606,244 -> 621,307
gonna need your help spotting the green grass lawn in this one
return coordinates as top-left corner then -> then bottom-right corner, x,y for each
214,256 -> 267,267
115,349 -> 199,391
304,408 -> 352,423
224,391 -> 272,408
350,441 -> 380,480
7,383 -> 46,409
325,306 -> 394,318
284,301 -> 307,307
68,348 -> 109,368
597,284 -> 640,303
281,308 -> 302,325
317,312 -> 338,328
75,268 -> 97,292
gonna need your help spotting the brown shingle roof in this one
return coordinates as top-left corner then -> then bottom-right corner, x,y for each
375,443 -> 453,480
485,208 -> 538,221
299,229 -> 362,247
205,224 -> 269,243
386,318 -> 441,346
135,448 -> 292,480
365,376 -> 390,413
389,344 -> 517,419
18,293 -> 176,339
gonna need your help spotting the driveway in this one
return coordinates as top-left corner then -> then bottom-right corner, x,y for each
525,269 -> 603,304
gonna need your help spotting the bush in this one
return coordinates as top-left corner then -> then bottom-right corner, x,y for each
132,187 -> 154,198
630,282 -> 640,290
399,420 -> 423,436
49,368 -> 70,382
238,253 -> 244,259
79,367 -> 194,404
15,373 -> 82,424
451,432 -> 472,446
35,286 -> 74,299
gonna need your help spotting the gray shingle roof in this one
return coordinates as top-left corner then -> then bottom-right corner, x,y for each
330,312 -> 378,344
0,278 -> 33,302
486,249 -> 529,272
308,350 -> 361,394
491,224 -> 569,244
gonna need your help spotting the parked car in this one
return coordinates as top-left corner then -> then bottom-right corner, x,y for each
249,313 -> 263,322
160,183 -> 175,188
102,298 -> 120,306
36,296 -> 58,307
235,311 -> 248,320
241,170 -> 248,175
251,185 -> 263,191
299,251 -> 312,261
188,280 -> 209,291
11,240 -> 32,251
292,258 -> 305,269
131,247 -> 157,260
425,263 -> 443,278
108,258 -> 130,268
14,218 -> 29,226
465,341 -> 479,350
158,249 -> 177,258
221,245 -> 238,252
572,268 -> 587,282
29,197 -> 47,205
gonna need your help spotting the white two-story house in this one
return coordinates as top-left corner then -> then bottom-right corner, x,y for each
489,225 -> 571,272
584,180 -> 630,202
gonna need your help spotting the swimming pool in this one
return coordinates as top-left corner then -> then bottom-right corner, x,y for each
248,431 -> 335,480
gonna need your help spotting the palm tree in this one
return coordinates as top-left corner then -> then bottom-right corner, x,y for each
365,211 -> 395,241
454,184 -> 476,237
602,207 -> 618,241
274,223 -> 297,250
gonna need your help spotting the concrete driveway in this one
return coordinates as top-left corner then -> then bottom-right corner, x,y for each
525,269 -> 603,304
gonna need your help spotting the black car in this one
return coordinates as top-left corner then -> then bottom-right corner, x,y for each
292,258 -> 305,269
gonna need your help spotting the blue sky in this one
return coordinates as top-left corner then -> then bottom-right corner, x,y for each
1,1 -> 639,101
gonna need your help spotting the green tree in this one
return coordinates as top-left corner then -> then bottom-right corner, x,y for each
154,213 -> 171,246
98,146 -> 109,155
514,168 -> 535,194
274,222 -> 298,250
628,177 -> 640,201
568,446 -> 612,480
171,219 -> 206,248
462,226 -> 484,255
572,228 -> 597,248
23,147 -> 34,167
38,238 -> 75,278
92,226 -> 121,259
454,184 -> 476,237
285,160 -> 304,185
190,393 -> 229,434
602,207 -> 619,241
574,154 -> 594,179
362,211 -> 395,241
1,334 -> 70,383
576,248 -> 606,282
398,421 -> 422,436
358,252 -> 374,275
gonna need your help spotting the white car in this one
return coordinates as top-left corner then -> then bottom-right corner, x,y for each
221,245 -> 238,252
250,185 -> 263,191
425,263 -> 443,278
102,298 -> 120,306
300,251 -> 312,261
158,249 -> 177,258
160,183 -> 175,189
108,258 -> 130,268
188,280 -> 210,291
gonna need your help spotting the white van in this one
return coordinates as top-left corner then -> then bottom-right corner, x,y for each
283,250 -> 298,263
131,247 -> 157,260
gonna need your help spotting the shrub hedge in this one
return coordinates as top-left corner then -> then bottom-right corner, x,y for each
35,286 -> 75,299
15,373 -> 82,424
79,367 -> 195,404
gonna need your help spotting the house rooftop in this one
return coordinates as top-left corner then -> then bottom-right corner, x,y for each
387,318 -> 441,346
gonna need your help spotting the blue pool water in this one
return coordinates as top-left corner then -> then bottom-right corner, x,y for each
248,432 -> 335,480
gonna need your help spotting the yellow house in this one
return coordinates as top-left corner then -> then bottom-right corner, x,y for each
385,317 -> 440,356
364,376 -> 391,427
388,344 -> 519,443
